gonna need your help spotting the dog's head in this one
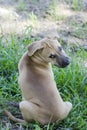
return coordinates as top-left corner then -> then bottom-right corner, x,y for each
28,37 -> 70,68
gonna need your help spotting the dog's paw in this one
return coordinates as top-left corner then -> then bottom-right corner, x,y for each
65,101 -> 72,112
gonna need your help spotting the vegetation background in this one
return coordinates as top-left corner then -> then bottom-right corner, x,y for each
0,0 -> 87,130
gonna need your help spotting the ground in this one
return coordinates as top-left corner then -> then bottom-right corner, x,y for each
0,0 -> 87,130
0,0 -> 87,48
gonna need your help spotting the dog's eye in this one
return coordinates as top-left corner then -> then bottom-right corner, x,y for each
49,54 -> 56,58
58,46 -> 62,51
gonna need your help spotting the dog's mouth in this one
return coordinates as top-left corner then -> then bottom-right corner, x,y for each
55,56 -> 70,68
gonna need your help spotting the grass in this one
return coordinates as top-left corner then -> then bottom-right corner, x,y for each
71,22 -> 87,39
72,0 -> 83,11
49,0 -> 65,21
17,0 -> 26,11
0,29 -> 87,130
29,12 -> 39,28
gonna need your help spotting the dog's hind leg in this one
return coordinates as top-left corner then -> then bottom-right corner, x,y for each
19,100 -> 51,125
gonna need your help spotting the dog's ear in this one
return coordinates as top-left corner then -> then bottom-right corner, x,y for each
47,34 -> 58,40
28,41 -> 44,56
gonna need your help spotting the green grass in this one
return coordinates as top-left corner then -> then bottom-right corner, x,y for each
0,31 -> 87,130
29,12 -> 39,28
49,0 -> 65,21
72,0 -> 83,11
17,0 -> 26,11
71,22 -> 87,39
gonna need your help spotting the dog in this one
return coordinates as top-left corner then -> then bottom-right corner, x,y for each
5,36 -> 72,124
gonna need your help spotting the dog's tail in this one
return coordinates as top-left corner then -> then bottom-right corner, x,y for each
4,110 -> 26,124
4,101 -> 26,124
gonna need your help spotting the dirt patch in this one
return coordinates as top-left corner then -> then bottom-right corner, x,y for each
0,0 -> 76,35
0,0 -> 87,46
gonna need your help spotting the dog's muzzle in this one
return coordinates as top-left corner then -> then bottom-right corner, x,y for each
55,56 -> 71,68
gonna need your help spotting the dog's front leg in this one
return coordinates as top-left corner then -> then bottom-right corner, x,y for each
62,101 -> 72,119
53,90 -> 72,121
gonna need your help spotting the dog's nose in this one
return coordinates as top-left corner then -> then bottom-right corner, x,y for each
65,57 -> 71,65
61,56 -> 71,68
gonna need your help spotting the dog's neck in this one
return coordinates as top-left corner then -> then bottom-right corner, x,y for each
29,53 -> 50,69
29,55 -> 54,77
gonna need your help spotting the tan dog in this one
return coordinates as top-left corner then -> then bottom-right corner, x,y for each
5,36 -> 72,124
18,36 -> 72,124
